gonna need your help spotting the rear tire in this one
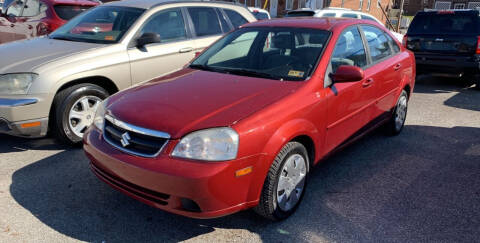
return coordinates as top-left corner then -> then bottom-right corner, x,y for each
51,83 -> 109,145
384,90 -> 408,136
254,142 -> 309,220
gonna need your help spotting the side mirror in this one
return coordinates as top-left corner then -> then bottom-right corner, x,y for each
332,65 -> 364,83
136,32 -> 161,48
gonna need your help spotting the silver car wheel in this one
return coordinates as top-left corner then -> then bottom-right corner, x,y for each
395,95 -> 408,131
276,154 -> 307,212
69,96 -> 102,138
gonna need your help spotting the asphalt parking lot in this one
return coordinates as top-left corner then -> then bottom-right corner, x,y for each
0,76 -> 479,243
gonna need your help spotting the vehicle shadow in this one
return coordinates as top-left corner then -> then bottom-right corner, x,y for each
0,134 -> 70,154
414,75 -> 480,112
9,125 -> 480,242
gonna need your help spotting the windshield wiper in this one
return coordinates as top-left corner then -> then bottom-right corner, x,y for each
219,67 -> 284,80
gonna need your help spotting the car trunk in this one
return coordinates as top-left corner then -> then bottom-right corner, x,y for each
407,11 -> 479,55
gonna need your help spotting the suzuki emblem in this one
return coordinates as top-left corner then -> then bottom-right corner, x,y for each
120,132 -> 131,147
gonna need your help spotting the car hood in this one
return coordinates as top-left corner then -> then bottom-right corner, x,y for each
0,37 -> 103,74
107,69 -> 303,139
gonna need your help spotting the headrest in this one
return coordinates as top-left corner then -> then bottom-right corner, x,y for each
272,34 -> 293,49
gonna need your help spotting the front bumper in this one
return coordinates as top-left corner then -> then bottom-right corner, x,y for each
84,128 -> 263,219
0,97 -> 49,137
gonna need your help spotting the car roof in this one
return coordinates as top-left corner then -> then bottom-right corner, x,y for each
104,0 -> 245,10
46,0 -> 99,6
243,17 -> 371,30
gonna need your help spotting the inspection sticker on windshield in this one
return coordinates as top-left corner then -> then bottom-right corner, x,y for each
288,70 -> 304,77
104,36 -> 114,41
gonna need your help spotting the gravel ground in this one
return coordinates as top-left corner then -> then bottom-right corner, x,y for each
0,76 -> 479,243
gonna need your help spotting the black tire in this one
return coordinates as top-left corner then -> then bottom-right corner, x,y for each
51,83 -> 109,145
254,142 -> 309,220
384,90 -> 408,136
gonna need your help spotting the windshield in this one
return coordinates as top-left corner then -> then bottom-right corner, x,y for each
409,13 -> 478,35
49,6 -> 144,44
191,27 -> 330,81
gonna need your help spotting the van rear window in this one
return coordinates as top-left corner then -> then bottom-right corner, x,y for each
54,5 -> 92,20
409,13 -> 478,34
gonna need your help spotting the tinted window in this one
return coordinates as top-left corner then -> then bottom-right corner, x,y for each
252,11 -> 269,20
362,25 -> 392,63
341,13 -> 358,19
331,27 -> 367,73
140,8 -> 186,43
225,9 -> 248,28
361,15 -> 376,21
54,5 -> 93,20
192,27 -> 329,81
285,11 -> 315,17
188,7 -> 222,37
322,13 -> 336,17
218,10 -> 232,32
409,13 -> 477,34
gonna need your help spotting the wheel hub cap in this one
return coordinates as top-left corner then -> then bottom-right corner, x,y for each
276,154 -> 307,211
395,95 -> 407,130
68,96 -> 102,138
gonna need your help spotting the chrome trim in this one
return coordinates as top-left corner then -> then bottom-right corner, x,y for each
103,114 -> 170,158
105,114 -> 170,139
0,98 -> 38,107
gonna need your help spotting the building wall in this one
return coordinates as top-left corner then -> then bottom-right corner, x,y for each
398,0 -> 434,15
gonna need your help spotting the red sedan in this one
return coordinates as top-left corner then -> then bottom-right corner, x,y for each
84,18 -> 415,220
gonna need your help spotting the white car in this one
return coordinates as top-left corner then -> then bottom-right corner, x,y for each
248,7 -> 270,20
285,7 -> 404,41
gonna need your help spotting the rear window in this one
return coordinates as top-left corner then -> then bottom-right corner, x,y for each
252,11 -> 269,20
54,5 -> 93,20
409,13 -> 478,35
285,11 -> 315,17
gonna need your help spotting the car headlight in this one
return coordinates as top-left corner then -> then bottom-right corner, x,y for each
0,73 -> 38,95
93,98 -> 108,131
171,127 -> 239,161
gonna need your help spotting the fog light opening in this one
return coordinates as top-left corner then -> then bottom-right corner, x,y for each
181,198 -> 201,212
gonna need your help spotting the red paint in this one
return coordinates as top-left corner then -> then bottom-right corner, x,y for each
84,18 -> 416,218
332,65 -> 365,83
0,0 -> 98,44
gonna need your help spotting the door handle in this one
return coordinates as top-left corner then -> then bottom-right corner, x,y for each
10,24 -> 14,27
179,47 -> 193,53
362,78 -> 374,87
28,25 -> 33,30
394,63 -> 402,71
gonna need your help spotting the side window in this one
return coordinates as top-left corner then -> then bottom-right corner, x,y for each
224,9 -> 248,28
218,10 -> 232,32
361,15 -> 376,21
322,13 -> 336,17
362,25 -> 392,63
6,0 -> 25,17
140,8 -> 187,43
385,31 -> 400,53
21,0 -> 45,17
330,27 -> 368,73
341,13 -> 359,19
187,7 -> 222,37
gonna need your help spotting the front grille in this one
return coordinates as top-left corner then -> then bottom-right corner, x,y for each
91,162 -> 170,206
103,115 -> 170,157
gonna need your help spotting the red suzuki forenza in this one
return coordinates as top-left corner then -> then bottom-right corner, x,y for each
84,18 -> 415,220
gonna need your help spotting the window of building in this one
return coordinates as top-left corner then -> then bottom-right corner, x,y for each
468,2 -> 480,9
454,3 -> 465,9
359,0 -> 364,10
367,0 -> 371,11
286,0 -> 293,10
435,1 -> 451,9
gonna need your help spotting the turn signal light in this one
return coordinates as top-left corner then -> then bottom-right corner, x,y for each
20,121 -> 41,128
235,166 -> 253,177
476,36 -> 480,54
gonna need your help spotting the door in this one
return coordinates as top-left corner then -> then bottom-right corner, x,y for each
128,8 -> 196,85
324,26 -> 375,153
187,7 -> 227,55
360,25 -> 402,118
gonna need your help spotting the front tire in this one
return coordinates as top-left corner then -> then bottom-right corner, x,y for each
51,83 -> 109,145
254,142 -> 309,220
385,90 -> 408,136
